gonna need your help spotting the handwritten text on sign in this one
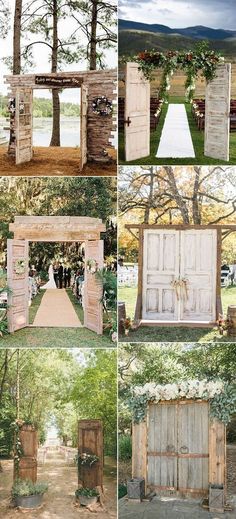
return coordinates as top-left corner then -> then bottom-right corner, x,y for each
35,76 -> 81,87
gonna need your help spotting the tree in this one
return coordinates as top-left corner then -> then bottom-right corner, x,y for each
0,0 -> 10,39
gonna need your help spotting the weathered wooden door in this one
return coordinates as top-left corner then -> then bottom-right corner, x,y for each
84,240 -> 103,334
205,63 -> 231,161
15,87 -> 33,165
147,401 -> 209,495
125,62 -> 150,161
178,401 -> 209,493
14,424 -> 38,483
7,239 -> 29,332
80,84 -> 88,169
78,419 -> 103,489
142,229 -> 216,322
148,403 -> 178,490
142,229 -> 180,320
180,229 -> 217,322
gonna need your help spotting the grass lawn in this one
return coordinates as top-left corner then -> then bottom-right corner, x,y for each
118,285 -> 236,343
1,289 -> 114,348
119,96 -> 236,165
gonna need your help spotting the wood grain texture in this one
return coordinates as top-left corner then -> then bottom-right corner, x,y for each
204,64 -> 231,161
209,419 -> 226,489
78,419 -> 103,489
7,239 -> 29,332
125,63 -> 150,161
84,240 -> 103,334
14,425 -> 38,483
132,420 -> 147,492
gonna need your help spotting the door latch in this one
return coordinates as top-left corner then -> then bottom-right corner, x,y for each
124,117 -> 131,127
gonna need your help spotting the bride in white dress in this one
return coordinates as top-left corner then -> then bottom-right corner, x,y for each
41,264 -> 57,289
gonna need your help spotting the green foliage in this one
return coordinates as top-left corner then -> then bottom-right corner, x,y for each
75,487 -> 99,497
210,383 -> 236,425
118,484 -> 127,499
0,95 -> 80,118
12,479 -> 48,497
119,434 -> 132,461
96,269 -> 117,310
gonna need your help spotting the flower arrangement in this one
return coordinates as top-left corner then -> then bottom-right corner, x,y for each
75,452 -> 99,467
86,258 -> 98,274
131,42 -> 224,103
92,96 -> 113,116
128,379 -> 236,425
14,259 -> 26,275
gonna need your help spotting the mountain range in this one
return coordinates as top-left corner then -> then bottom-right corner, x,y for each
119,19 -> 236,59
119,19 -> 236,41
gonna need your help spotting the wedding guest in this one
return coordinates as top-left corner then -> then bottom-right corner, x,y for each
58,263 -> 64,289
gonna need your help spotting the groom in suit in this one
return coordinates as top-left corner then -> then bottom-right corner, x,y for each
58,263 -> 64,289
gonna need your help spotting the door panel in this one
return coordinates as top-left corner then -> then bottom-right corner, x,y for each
7,239 -> 29,332
148,403 -> 178,489
180,230 -> 217,321
125,62 -> 150,161
205,64 -> 231,162
15,88 -> 33,165
80,84 -> 88,169
178,402 -> 209,492
142,230 -> 179,320
84,240 -> 103,334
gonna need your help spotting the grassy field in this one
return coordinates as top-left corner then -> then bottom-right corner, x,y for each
118,285 -> 236,343
1,289 -> 114,348
119,96 -> 236,165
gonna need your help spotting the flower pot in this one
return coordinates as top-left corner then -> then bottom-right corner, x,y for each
14,494 -> 44,509
78,495 -> 98,507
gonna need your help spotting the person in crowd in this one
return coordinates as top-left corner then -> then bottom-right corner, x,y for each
58,263 -> 64,289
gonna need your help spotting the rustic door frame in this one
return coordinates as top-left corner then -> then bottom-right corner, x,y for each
7,216 -> 105,334
124,63 -> 231,162
132,400 -> 226,498
13,80 -> 87,168
125,224 -> 236,327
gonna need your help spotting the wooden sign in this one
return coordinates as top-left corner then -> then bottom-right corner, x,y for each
35,75 -> 81,87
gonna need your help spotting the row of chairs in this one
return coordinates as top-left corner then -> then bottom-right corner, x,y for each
192,99 -> 236,131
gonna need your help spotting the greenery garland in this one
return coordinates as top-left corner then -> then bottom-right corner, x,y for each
10,420 -> 35,476
131,42 -> 224,104
128,380 -> 236,425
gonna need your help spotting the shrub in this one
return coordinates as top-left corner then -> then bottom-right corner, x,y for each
12,479 -> 48,497
119,434 -> 132,461
75,487 -> 99,498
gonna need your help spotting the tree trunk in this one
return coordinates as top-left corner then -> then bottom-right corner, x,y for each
89,0 -> 98,70
166,167 -> 190,224
144,166 -> 154,224
13,0 -> 22,74
192,166 -> 201,224
50,0 -> 60,146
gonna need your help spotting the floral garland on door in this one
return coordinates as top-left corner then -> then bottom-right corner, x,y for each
128,379 -> 236,425
130,42 -> 225,104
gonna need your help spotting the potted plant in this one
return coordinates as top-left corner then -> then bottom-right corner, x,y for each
12,479 -> 48,509
75,487 -> 99,506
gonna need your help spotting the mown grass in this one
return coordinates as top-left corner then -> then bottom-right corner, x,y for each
118,285 -> 236,343
119,96 -> 236,165
1,288 -> 114,348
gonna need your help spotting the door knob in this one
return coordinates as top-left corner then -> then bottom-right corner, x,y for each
180,445 -> 189,454
124,117 -> 131,127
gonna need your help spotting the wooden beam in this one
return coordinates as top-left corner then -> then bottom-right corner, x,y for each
216,228 -> 223,318
134,228 -> 143,322
132,420 -> 147,493
126,224 -> 236,231
209,419 -> 226,491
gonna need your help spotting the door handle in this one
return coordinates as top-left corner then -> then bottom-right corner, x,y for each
180,445 -> 189,454
124,117 -> 131,127
166,444 -> 175,453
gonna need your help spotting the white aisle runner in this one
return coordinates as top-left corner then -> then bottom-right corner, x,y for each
156,104 -> 195,158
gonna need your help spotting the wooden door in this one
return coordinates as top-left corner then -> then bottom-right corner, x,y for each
204,63 -> 231,162
147,401 -> 209,495
7,239 -> 29,332
125,62 -> 150,161
147,403 -> 178,490
142,229 -> 180,320
84,240 -> 103,334
15,87 -> 33,165
180,229 -> 217,322
178,401 -> 209,493
80,84 -> 88,169
78,419 -> 103,489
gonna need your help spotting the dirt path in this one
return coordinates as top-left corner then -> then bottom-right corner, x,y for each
0,147 -> 116,176
0,454 -> 117,519
33,289 -> 82,327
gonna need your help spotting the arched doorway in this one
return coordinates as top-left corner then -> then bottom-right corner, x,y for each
7,216 -> 105,334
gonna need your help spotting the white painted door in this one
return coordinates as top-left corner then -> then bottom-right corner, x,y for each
7,239 -> 29,332
80,84 -> 88,169
15,87 -> 33,165
204,63 -> 231,162
142,230 -> 180,320
84,240 -> 103,334
180,229 -> 217,322
142,229 -> 217,322
125,62 -> 150,161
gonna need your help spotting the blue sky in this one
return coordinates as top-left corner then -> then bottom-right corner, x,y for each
119,0 -> 236,30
